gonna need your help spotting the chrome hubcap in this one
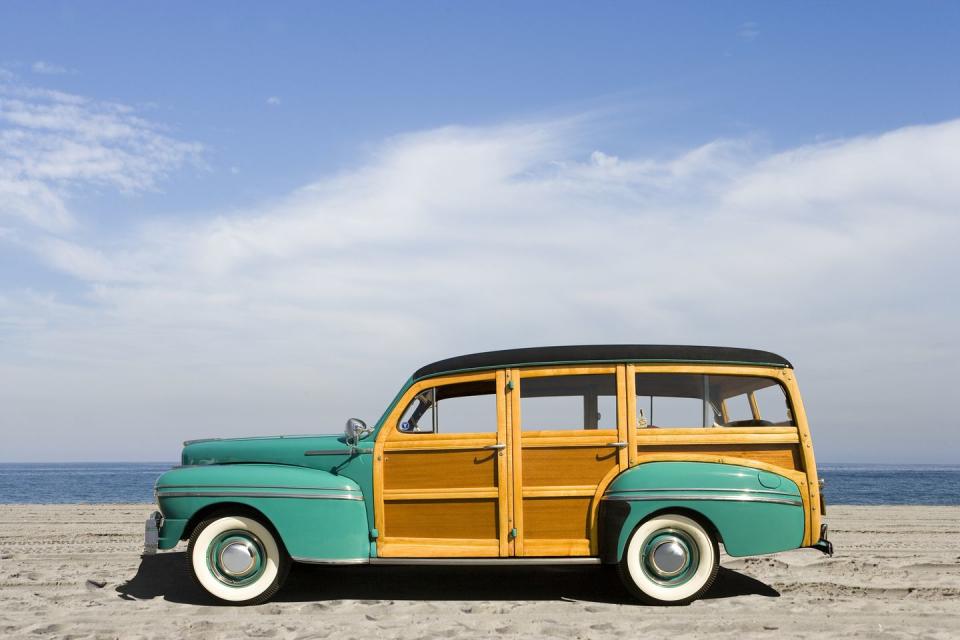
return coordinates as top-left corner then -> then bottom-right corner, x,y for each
207,530 -> 266,587
650,538 -> 687,576
641,528 -> 699,587
219,541 -> 256,576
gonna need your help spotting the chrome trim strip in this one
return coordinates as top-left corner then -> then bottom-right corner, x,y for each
292,556 -> 370,565
368,557 -> 602,566
156,491 -> 363,501
606,487 -> 800,497
603,494 -> 802,507
157,484 -> 360,492
304,450 -> 350,456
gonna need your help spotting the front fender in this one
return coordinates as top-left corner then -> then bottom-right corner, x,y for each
155,464 -> 370,562
599,461 -> 805,561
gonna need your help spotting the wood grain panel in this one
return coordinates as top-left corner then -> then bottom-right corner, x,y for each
378,538 -> 500,558
523,539 -> 591,556
521,446 -> 618,486
634,427 -> 799,445
383,449 -> 498,490
384,499 -> 499,539
638,443 -> 802,471
522,496 -> 592,540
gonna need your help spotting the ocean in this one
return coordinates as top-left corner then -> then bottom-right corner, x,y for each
0,462 -> 958,505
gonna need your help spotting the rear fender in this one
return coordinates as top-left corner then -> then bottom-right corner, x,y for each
599,461 -> 805,561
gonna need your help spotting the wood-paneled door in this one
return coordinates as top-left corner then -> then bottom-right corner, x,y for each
375,371 -> 511,557
508,365 -> 630,556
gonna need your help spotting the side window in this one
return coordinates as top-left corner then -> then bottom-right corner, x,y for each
752,383 -> 793,425
707,375 -> 794,427
635,373 -> 711,428
634,373 -> 795,428
396,379 -> 497,434
520,373 -> 617,430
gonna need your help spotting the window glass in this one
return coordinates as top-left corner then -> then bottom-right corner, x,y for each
396,379 -> 496,434
634,373 -> 794,428
520,374 -> 617,430
753,384 -> 793,425
723,393 -> 754,423
706,375 -> 793,426
635,373 -> 711,428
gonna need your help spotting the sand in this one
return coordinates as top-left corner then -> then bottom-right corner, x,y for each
1,504 -> 958,639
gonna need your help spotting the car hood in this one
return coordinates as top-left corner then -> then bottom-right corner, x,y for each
181,433 -> 352,467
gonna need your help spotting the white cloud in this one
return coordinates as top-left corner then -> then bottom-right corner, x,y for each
31,61 -> 71,75
266,96 -> 281,106
0,73 -> 203,230
1,115 -> 958,462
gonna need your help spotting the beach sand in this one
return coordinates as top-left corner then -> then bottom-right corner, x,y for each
1,504 -> 958,639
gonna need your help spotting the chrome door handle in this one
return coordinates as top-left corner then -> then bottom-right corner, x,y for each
606,441 -> 628,449
483,443 -> 507,450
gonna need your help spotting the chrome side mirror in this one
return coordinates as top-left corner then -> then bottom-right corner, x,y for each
345,418 -> 372,447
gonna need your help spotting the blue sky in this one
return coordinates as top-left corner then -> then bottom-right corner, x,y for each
4,2 -> 959,211
1,2 -> 959,462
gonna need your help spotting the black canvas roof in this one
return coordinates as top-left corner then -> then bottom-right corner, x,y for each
413,345 -> 792,380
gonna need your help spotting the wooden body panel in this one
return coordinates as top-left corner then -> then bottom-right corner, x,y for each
637,443 -> 803,471
383,447 -> 498,490
384,499 -> 498,539
512,366 -> 629,556
517,440 -> 620,554
373,362 -> 821,558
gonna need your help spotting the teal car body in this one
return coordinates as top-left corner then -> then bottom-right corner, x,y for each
156,435 -> 376,561
600,461 -> 805,561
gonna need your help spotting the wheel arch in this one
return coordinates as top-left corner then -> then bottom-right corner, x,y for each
184,502 -> 286,552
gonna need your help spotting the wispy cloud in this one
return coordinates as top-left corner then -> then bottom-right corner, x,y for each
31,60 -> 72,75
0,72 -> 203,230
1,114 -> 957,461
266,96 -> 281,106
737,21 -> 760,41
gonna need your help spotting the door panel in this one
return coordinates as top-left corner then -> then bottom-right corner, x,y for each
510,367 -> 628,557
376,372 -> 508,557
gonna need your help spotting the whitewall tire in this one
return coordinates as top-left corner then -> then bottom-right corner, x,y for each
188,514 -> 290,605
618,513 -> 719,605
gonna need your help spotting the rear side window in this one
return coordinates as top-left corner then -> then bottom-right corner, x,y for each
520,373 -> 617,430
635,373 -> 793,428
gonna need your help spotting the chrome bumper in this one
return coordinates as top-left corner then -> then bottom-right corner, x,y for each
144,511 -> 162,555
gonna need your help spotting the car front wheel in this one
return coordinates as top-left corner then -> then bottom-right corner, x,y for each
188,513 -> 290,605
618,513 -> 719,605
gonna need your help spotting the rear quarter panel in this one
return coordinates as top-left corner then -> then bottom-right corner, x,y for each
601,461 -> 805,560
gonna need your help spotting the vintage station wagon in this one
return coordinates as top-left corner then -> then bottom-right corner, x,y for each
147,345 -> 832,605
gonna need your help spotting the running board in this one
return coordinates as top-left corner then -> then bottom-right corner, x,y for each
368,557 -> 602,566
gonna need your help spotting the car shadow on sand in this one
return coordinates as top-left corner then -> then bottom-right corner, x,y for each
116,551 -> 779,606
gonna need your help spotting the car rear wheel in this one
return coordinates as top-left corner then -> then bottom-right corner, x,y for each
188,513 -> 290,605
618,513 -> 719,605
